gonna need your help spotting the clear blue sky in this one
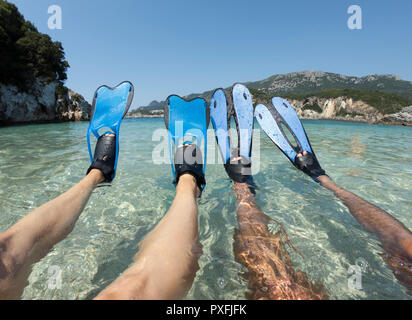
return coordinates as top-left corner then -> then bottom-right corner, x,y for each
8,0 -> 412,108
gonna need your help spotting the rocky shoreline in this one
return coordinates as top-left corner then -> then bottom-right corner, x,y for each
125,97 -> 412,127
125,112 -> 412,127
2,81 -> 412,127
125,109 -> 164,119
0,78 -> 91,126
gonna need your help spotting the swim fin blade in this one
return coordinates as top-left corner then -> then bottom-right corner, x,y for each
87,81 -> 134,181
210,88 -> 232,163
164,95 -> 210,189
231,84 -> 254,160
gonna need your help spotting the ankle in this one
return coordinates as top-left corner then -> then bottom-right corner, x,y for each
176,174 -> 199,196
88,169 -> 105,185
233,182 -> 255,203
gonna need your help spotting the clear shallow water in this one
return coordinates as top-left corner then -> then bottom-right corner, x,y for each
0,118 -> 411,300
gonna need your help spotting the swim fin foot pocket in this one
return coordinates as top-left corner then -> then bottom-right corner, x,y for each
174,144 -> 206,191
224,156 -> 256,192
294,153 -> 326,182
86,135 -> 116,182
224,157 -> 252,183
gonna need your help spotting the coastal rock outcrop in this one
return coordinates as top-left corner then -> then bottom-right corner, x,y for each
56,89 -> 91,122
380,106 -> 412,125
0,78 -> 91,125
288,97 -> 383,123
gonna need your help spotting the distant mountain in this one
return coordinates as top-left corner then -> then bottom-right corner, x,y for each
141,100 -> 164,111
246,71 -> 412,100
184,71 -> 412,102
130,71 -> 412,119
127,100 -> 164,118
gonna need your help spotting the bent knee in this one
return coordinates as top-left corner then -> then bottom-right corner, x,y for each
94,271 -> 149,300
0,234 -> 22,300
0,232 -> 14,277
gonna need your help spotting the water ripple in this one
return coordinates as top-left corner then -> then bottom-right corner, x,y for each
0,119 -> 411,299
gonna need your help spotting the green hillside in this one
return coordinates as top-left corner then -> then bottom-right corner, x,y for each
137,71 -> 412,115
246,71 -> 412,100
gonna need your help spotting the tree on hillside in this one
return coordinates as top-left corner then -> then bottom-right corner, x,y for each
0,0 -> 69,89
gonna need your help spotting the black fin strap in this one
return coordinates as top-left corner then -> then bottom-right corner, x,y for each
86,135 -> 116,182
224,157 -> 252,183
294,153 -> 326,183
224,158 -> 257,194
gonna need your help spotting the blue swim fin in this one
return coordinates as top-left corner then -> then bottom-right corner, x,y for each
210,88 -> 232,163
210,84 -> 255,185
87,81 -> 134,181
255,97 -> 326,182
164,95 -> 210,190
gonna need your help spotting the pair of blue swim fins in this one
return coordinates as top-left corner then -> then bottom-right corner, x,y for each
86,81 -> 211,191
86,82 -> 325,188
209,84 -> 326,185
255,97 -> 326,182
85,80 -> 210,190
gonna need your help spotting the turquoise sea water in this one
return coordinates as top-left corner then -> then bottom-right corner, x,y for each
0,118 -> 411,300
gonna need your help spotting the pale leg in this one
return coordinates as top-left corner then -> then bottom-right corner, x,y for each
95,174 -> 202,300
0,169 -> 104,299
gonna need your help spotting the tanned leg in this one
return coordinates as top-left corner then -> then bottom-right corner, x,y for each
0,169 -> 104,300
318,175 -> 412,259
233,182 -> 328,300
318,174 -> 412,288
95,174 -> 202,300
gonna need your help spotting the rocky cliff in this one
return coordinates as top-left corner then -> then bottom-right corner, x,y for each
0,78 -> 91,126
380,106 -> 412,125
268,96 -> 412,126
56,89 -> 91,122
288,96 -> 382,123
